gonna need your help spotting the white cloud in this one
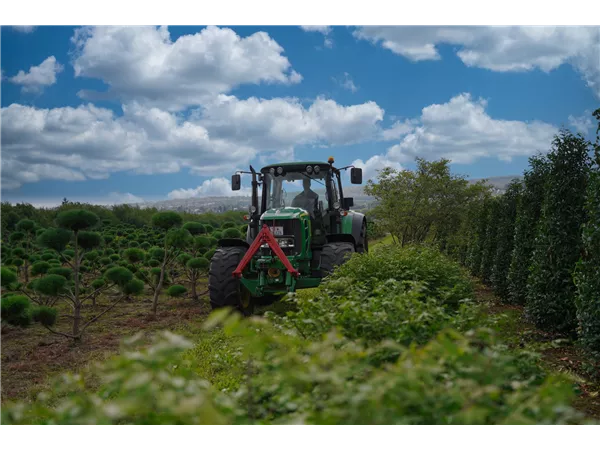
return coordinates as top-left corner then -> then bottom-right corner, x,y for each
168,177 -> 251,199
71,26 -> 302,110
12,26 -> 36,33
358,93 -> 558,175
9,56 -> 63,93
354,26 -> 600,97
568,111 -> 594,136
352,155 -> 403,182
300,25 -> 334,49
197,94 -> 384,150
380,119 -> 415,141
1,95 -> 383,190
300,26 -> 332,34
334,72 -> 358,93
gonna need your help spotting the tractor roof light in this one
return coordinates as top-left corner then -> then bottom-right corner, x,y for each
333,201 -> 340,210
328,156 -> 335,164
277,166 -> 284,175
249,205 -> 257,213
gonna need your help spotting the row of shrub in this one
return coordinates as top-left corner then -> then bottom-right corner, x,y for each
2,244 -> 588,424
459,123 -> 600,364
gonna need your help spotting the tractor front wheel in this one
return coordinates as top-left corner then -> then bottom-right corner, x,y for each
320,242 -> 355,276
209,246 -> 254,316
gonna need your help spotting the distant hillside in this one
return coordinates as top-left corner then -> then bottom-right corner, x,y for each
128,175 -> 521,213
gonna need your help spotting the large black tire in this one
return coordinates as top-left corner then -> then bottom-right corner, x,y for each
209,246 -> 254,316
320,242 -> 355,276
356,221 -> 368,254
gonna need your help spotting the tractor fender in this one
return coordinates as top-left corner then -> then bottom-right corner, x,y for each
218,238 -> 250,248
343,211 -> 366,247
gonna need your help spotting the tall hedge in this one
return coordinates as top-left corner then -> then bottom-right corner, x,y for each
574,111 -> 600,356
491,181 -> 522,300
526,130 -> 591,335
466,198 -> 491,277
479,197 -> 500,285
507,154 -> 550,305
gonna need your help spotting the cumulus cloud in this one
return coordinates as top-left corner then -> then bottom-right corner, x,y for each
1,95 -> 384,189
12,26 -> 36,33
354,26 -> 600,97
356,93 -> 558,177
197,94 -> 384,151
568,111 -> 594,136
168,177 -> 251,199
300,25 -> 334,49
352,155 -> 403,182
71,26 -> 302,110
9,56 -> 63,93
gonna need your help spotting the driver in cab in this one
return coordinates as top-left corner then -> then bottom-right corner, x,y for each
292,177 -> 318,216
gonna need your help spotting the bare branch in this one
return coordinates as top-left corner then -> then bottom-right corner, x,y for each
80,295 -> 125,333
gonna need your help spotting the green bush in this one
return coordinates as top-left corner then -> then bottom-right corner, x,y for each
31,261 -> 51,276
526,131 -> 591,334
167,284 -> 187,298
222,228 -> 242,239
332,245 -> 473,308
56,209 -> 100,231
1,295 -> 32,327
47,267 -> 72,280
32,306 -> 58,327
1,266 -> 18,287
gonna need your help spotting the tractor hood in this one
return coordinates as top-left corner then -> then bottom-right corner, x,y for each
261,207 -> 309,221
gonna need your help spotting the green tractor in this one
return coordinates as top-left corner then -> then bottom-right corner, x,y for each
208,157 -> 367,314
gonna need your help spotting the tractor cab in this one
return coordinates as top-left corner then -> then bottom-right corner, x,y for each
210,157 -> 366,315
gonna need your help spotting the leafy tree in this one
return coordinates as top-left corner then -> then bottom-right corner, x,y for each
507,154 -> 550,305
183,222 -> 206,236
491,181 -> 522,300
526,130 -> 591,335
149,212 -> 191,315
574,108 -> 600,357
1,295 -> 33,327
186,257 -> 210,301
479,197 -> 500,285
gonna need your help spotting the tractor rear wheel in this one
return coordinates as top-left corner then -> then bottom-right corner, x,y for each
320,242 -> 355,276
357,221 -> 368,253
209,246 -> 254,316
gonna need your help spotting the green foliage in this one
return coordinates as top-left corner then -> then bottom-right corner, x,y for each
123,278 -> 145,296
480,198 -> 500,284
34,274 -> 67,296
31,261 -> 51,277
211,231 -> 223,240
526,130 -> 591,334
122,248 -> 146,264
167,284 -> 187,298
11,247 -> 26,258
491,181 -> 522,300
1,295 -> 32,327
165,228 -> 192,249
332,244 -> 473,308
574,140 -> 600,356
182,222 -> 206,235
12,258 -> 24,268
37,228 -> 73,252
187,257 -> 209,271
77,231 -> 102,250
151,212 -> 183,230
204,249 -> 216,260
56,209 -> 99,231
221,221 -> 235,230
104,266 -> 134,287
177,253 -> 192,266
47,267 -> 72,280
222,228 -> 242,239
1,267 -> 18,287
507,154 -> 550,305
194,236 -> 211,252
9,231 -> 25,243
16,219 -> 36,232
32,306 -> 58,327
91,278 -> 106,290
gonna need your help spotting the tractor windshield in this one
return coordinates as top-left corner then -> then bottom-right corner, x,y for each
263,170 -> 328,215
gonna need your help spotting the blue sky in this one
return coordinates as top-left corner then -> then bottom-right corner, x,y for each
1,25 -> 598,206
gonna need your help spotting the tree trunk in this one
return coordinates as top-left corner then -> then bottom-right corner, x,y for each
152,256 -> 167,315
191,273 -> 198,301
73,231 -> 81,340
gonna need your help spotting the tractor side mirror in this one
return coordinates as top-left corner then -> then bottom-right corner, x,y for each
350,167 -> 362,184
343,197 -> 354,210
231,174 -> 241,191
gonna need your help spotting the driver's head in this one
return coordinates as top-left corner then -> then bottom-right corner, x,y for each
303,177 -> 311,191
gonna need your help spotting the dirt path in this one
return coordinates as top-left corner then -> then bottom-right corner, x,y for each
473,280 -> 600,420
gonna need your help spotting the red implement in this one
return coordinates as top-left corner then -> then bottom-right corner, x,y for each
232,224 -> 300,278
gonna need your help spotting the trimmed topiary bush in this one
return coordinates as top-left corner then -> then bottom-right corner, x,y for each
167,284 -> 187,298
